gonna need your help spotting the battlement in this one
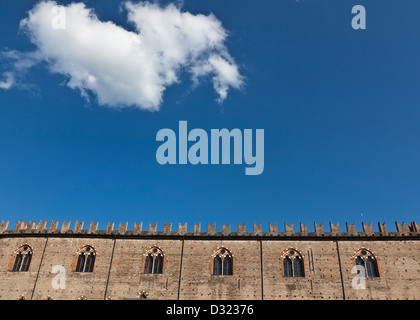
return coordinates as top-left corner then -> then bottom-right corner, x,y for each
0,220 -> 419,238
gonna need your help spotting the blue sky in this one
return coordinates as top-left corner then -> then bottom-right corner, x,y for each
0,0 -> 419,233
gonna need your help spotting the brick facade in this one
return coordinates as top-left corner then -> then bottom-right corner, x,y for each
0,220 -> 418,300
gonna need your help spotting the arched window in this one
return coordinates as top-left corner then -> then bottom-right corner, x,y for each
355,256 -> 364,276
143,247 -> 164,274
75,253 -> 85,272
283,256 -> 293,277
223,255 -> 233,275
281,248 -> 305,277
85,252 -> 95,272
11,245 -> 33,272
352,248 -> 379,278
293,257 -> 303,277
144,254 -> 153,273
153,254 -> 163,274
212,248 -> 233,276
214,255 -> 222,275
74,245 -> 96,273
365,257 -> 377,278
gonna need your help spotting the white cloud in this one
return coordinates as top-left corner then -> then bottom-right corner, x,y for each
0,72 -> 14,90
5,1 -> 243,110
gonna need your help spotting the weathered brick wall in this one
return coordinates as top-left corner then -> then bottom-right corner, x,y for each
0,237 -> 46,300
339,240 -> 420,300
179,240 -> 262,300
31,237 -> 114,300
0,234 -> 419,300
262,240 -> 344,300
106,239 -> 183,300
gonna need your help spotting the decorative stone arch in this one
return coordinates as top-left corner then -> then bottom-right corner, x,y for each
351,247 -> 381,277
71,244 -> 97,272
141,245 -> 166,274
209,246 -> 235,275
280,247 -> 305,277
9,243 -> 34,272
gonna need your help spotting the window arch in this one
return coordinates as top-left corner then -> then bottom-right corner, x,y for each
352,248 -> 379,278
142,246 -> 165,274
211,247 -> 233,276
281,248 -> 305,277
10,244 -> 33,272
73,245 -> 96,273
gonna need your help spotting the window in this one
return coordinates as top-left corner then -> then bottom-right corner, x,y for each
293,257 -> 304,277
74,246 -> 96,273
365,257 -> 377,278
282,248 -> 305,277
11,245 -> 33,272
143,247 -> 164,274
283,256 -> 293,277
212,248 -> 233,276
214,255 -> 222,275
352,248 -> 379,278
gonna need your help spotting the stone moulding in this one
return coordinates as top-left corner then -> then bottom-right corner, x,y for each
0,220 -> 419,238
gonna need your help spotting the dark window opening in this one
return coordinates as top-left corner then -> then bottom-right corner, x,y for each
12,246 -> 32,272
213,249 -> 233,276
75,246 -> 95,273
283,256 -> 293,277
144,248 -> 164,274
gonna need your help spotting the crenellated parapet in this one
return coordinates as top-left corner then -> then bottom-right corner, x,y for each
0,220 -> 419,238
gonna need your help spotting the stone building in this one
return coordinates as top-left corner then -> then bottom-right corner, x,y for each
0,220 -> 419,300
